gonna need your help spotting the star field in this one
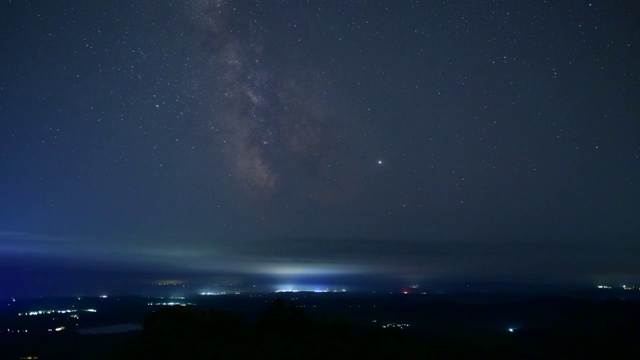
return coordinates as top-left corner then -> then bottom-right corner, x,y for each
0,0 -> 638,295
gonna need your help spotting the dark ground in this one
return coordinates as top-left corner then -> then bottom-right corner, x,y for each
2,291 -> 639,359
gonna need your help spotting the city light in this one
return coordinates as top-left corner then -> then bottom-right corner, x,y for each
19,309 -> 97,316
154,280 -> 185,286
381,323 -> 411,330
147,302 -> 194,306
274,285 -> 347,293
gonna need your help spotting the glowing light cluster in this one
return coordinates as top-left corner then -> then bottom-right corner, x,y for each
18,309 -> 97,316
274,285 -> 347,293
46,326 -> 66,332
147,302 -> 193,306
154,280 -> 184,286
381,323 -> 411,330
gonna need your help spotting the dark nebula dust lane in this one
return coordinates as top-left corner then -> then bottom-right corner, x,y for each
189,1 -> 376,205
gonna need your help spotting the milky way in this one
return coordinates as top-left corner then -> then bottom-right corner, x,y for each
189,1 -> 371,203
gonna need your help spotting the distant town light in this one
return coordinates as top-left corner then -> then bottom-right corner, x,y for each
147,302 -> 193,306
381,322 -> 410,329
19,308 -> 96,316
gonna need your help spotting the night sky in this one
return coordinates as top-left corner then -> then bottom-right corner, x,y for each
1,1 -> 639,296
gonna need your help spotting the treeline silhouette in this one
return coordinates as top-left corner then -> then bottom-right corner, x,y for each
118,298 -> 640,359
118,298 -> 426,359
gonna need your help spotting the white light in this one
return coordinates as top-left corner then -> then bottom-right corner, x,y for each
377,160 -> 383,165
508,328 -> 515,333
